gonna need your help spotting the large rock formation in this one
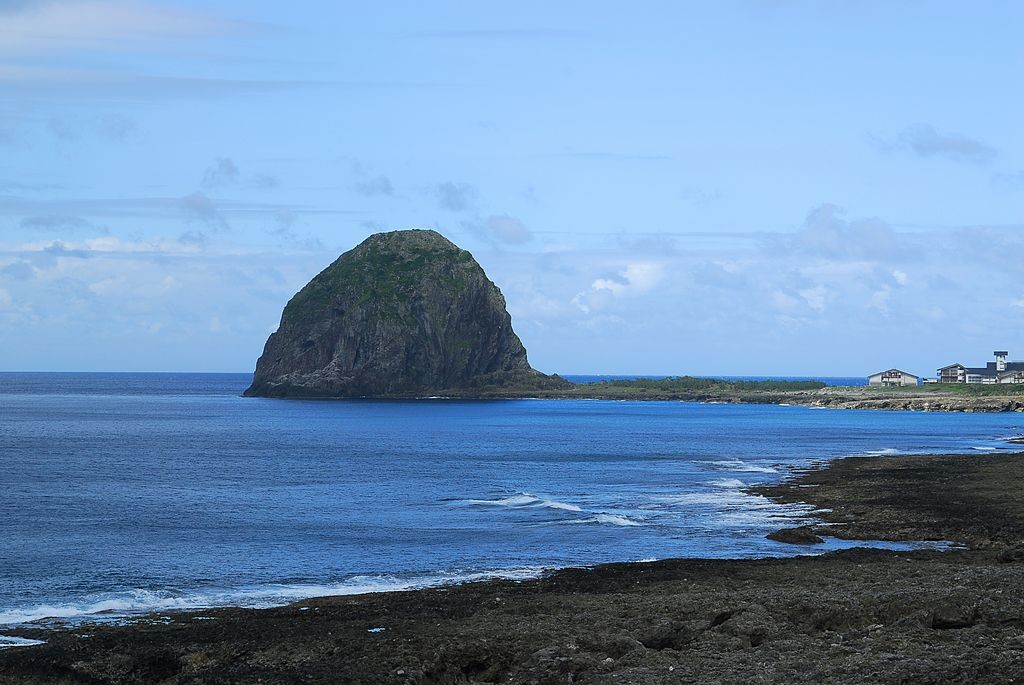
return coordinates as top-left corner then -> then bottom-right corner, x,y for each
244,229 -> 562,398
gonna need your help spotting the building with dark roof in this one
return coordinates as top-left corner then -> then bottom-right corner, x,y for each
868,369 -> 920,387
938,351 -> 1024,384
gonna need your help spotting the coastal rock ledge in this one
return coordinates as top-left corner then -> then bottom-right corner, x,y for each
245,229 -> 564,398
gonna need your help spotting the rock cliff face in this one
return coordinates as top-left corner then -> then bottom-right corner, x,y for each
245,229 -> 561,398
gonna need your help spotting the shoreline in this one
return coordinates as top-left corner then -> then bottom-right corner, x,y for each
3,451 -> 1023,682
254,386 -> 1024,413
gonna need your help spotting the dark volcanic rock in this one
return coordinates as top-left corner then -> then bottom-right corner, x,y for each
6,454 -> 1024,683
997,543 -> 1024,562
245,229 -> 561,398
766,526 -> 825,545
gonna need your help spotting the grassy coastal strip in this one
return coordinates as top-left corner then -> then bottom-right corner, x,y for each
255,373 -> 1024,411
430,376 -> 1024,412
2,451 -> 1023,683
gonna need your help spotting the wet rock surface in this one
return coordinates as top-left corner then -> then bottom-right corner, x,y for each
751,451 -> 1024,550
793,391 -> 1024,413
766,525 -> 825,545
3,452 -> 1024,684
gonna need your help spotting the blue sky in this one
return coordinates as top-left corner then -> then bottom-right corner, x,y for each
2,1 -> 1023,376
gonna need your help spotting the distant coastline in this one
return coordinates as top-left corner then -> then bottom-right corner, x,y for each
562,374 -> 868,386
5,371 -> 1023,412
326,376 -> 1024,413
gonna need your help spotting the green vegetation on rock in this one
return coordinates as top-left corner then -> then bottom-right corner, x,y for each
594,377 -> 827,392
245,229 -> 564,398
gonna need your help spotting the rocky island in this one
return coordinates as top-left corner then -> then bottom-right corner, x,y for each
244,229 -> 566,398
244,228 -> 1024,412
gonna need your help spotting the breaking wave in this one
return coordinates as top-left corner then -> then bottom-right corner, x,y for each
708,459 -> 779,474
0,636 -> 46,649
708,478 -> 746,488
0,568 -> 546,628
854,448 -> 901,457
562,514 -> 643,527
456,492 -> 582,512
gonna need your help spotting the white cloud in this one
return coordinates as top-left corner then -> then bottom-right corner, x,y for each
1,236 -> 203,255
798,285 -> 828,313
786,203 -> 903,261
0,1 -> 236,56
0,231 -> 333,370
87,275 -> 125,296
572,262 -> 664,313
3,202 -> 1023,375
770,290 -> 799,312
590,262 -> 663,296
868,288 -> 891,316
571,286 -> 614,315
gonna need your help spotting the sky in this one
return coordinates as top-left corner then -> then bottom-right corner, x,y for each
1,1 -> 1023,376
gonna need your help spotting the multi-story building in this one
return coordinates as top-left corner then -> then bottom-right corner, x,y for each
937,351 -> 1024,384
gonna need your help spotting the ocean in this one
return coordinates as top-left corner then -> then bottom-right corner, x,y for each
1,372 -> 1020,636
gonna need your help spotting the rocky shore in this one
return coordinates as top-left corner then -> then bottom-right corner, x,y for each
434,383 -> 1024,413
776,387 -> 1024,413
3,452 -> 1023,684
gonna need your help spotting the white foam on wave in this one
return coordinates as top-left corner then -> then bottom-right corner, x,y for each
461,493 -> 539,507
0,567 -> 546,628
708,478 -> 745,488
666,492 -> 737,506
661,488 -> 818,529
971,446 -> 997,452
545,501 -> 584,512
843,446 -> 901,456
456,492 -> 582,512
562,514 -> 643,527
0,636 -> 46,649
709,459 -> 779,474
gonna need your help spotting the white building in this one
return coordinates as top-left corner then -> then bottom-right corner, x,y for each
938,351 -> 1024,384
998,370 -> 1024,384
868,369 -> 920,387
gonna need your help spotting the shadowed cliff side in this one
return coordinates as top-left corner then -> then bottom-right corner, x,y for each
244,229 -> 566,398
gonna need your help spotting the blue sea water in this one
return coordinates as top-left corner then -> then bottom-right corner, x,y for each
1,372 -> 1020,634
